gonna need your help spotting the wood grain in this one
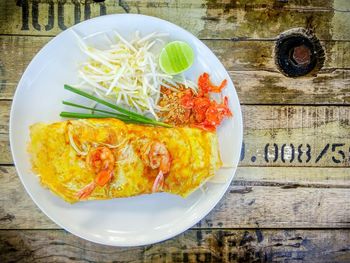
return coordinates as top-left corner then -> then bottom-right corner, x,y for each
1,166 -> 349,229
2,103 -> 350,167
207,40 -> 350,71
242,105 -> 350,167
1,36 -> 349,104
1,0 -> 350,40
1,229 -> 349,263
232,69 -> 350,105
234,166 -> 350,187
0,134 -> 11,165
0,36 -> 50,100
0,101 -> 10,134
1,1 -> 350,258
3,69 -> 350,103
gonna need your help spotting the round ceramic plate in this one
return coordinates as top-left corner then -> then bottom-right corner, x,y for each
10,14 -> 243,246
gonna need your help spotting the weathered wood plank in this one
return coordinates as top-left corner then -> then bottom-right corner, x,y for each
203,185 -> 350,229
1,0 -> 349,40
1,36 -> 349,104
234,167 -> 350,187
0,101 -> 10,134
1,166 -> 349,229
207,40 -> 350,71
0,36 -> 50,100
1,229 -> 349,262
0,134 -> 11,165
3,72 -> 350,106
0,166 -> 57,229
0,36 -> 349,74
1,1 -> 349,261
3,69 -> 350,103
232,70 -> 350,105
242,105 -> 350,167
2,104 -> 350,167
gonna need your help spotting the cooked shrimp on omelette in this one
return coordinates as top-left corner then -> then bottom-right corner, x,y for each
76,146 -> 116,199
140,140 -> 172,193
77,141 -> 172,199
28,118 -> 222,203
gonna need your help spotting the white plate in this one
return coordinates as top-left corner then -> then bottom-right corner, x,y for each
10,14 -> 243,246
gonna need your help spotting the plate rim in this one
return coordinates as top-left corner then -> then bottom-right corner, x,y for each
9,13 -> 243,246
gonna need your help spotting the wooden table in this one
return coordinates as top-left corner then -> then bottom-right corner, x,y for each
1,1 -> 350,262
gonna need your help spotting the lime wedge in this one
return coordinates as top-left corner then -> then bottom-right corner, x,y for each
159,41 -> 194,75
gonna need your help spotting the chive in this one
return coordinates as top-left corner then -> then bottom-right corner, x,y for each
62,101 -> 170,127
64,84 -> 171,128
60,112 -> 138,123
65,85 -> 154,121
63,101 -> 130,119
60,112 -> 110,119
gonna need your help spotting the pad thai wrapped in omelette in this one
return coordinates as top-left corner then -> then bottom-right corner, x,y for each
28,118 -> 222,203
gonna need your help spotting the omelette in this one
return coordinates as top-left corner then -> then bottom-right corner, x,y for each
28,118 -> 222,203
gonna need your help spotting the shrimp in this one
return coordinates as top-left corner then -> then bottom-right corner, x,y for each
144,141 -> 171,193
76,146 -> 115,199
